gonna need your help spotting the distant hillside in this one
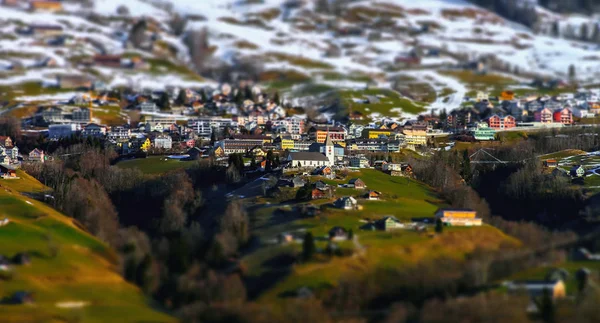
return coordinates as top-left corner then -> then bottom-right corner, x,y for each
0,175 -> 174,323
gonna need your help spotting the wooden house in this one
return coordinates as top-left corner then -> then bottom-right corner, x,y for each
570,165 -> 585,178
30,0 -> 63,12
328,227 -> 348,241
311,188 -> 327,200
435,208 -> 482,226
364,190 -> 381,200
543,159 -> 558,168
348,178 -> 366,189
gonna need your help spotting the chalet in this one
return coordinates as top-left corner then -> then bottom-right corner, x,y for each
378,216 -> 405,231
328,227 -> 348,241
0,164 -> 17,179
553,108 -> 573,125
334,196 -> 359,210
435,209 -> 482,226
185,138 -> 196,148
0,136 -> 13,148
186,147 -> 203,160
57,75 -> 93,90
347,178 -> 366,189
570,165 -> 585,178
308,126 -> 346,145
153,135 -> 173,149
364,190 -> 381,200
314,180 -> 329,191
311,188 -> 327,200
499,91 -> 515,101
28,24 -> 63,36
93,55 -> 122,68
372,160 -> 387,170
287,152 -> 331,168
290,176 -> 306,188
506,280 -> 566,304
348,155 -> 369,168
312,165 -> 334,178
543,159 -> 558,168
534,107 -> 553,123
30,0 -> 62,12
487,115 -> 516,130
249,146 -> 267,158
28,149 -> 45,163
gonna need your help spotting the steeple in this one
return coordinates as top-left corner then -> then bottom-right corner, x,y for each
325,127 -> 334,166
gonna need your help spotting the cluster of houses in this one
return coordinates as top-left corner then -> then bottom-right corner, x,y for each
444,89 -> 600,140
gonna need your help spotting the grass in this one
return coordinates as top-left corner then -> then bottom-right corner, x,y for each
538,149 -> 586,161
0,82 -> 75,102
338,88 -> 427,121
265,52 -> 334,70
0,179 -> 174,322
93,105 -> 126,126
116,156 -> 198,175
146,58 -> 205,82
243,169 -> 522,303
0,170 -> 50,194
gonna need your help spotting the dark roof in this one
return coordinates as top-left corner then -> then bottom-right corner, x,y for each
349,178 -> 363,184
288,152 -> 329,162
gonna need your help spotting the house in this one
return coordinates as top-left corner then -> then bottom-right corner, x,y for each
28,148 -> 45,163
308,126 -> 346,145
570,165 -> 585,178
334,196 -> 359,210
312,166 -> 334,178
487,115 -> 516,130
543,159 -> 558,168
287,152 -> 332,168
364,190 -> 381,200
278,232 -> 294,244
534,108 -> 553,123
185,138 -> 196,148
500,91 -> 515,101
57,75 -> 93,90
0,136 -> 13,148
311,188 -> 327,200
139,102 -> 158,114
5,291 -> 34,305
348,155 -> 370,168
49,124 -> 79,138
30,0 -> 62,12
28,24 -> 63,37
140,138 -> 152,152
435,208 -> 482,226
506,280 -> 566,302
553,108 -> 573,125
153,135 -> 173,149
82,123 -> 107,138
328,227 -> 348,241
0,164 -> 17,179
290,176 -> 306,188
249,146 -> 268,158
186,147 -> 203,160
314,180 -> 329,191
378,216 -> 405,231
347,178 -> 366,189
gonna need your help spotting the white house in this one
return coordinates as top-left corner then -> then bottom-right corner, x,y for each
287,152 -> 332,168
48,124 -> 80,138
153,135 -> 173,149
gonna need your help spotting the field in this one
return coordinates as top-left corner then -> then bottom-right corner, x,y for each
115,156 -> 198,175
538,149 -> 600,192
0,175 -> 174,322
0,170 -> 50,194
243,169 -> 522,302
338,88 -> 427,121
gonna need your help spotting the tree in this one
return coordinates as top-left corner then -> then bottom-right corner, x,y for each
592,23 -> 600,43
439,108 -> 448,123
185,27 -> 210,73
537,289 -> 555,323
435,218 -> 444,233
169,14 -> 187,36
581,23 -> 589,41
575,268 -> 589,294
296,183 -> 312,201
302,232 -> 315,261
461,150 -> 472,183
551,21 -> 560,37
157,92 -> 171,111
348,229 -> 354,239
569,64 -> 576,80
175,89 -> 187,106
116,5 -> 129,16
273,91 -> 280,105
250,156 -> 256,168
210,129 -> 216,146
129,20 -> 147,48
220,200 -> 249,246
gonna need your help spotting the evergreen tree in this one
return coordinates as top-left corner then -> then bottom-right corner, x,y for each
200,90 -> 207,103
348,229 -> 354,239
439,108 -> 448,123
551,20 -> 560,37
592,23 -> 600,43
244,85 -> 253,101
210,129 -> 216,146
435,219 -> 444,233
250,156 -> 256,168
581,23 -> 589,41
175,89 -> 187,105
569,64 -> 576,80
302,232 -> 316,261
158,92 -> 170,111
273,91 -> 280,105
537,289 -> 555,323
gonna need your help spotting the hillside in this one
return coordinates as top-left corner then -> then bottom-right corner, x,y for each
243,169 -> 522,302
0,177 -> 174,323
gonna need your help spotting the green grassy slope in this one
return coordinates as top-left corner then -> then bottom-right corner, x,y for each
0,178 -> 174,323
116,156 -> 198,175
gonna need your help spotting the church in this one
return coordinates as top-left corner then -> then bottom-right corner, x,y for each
286,133 -> 335,168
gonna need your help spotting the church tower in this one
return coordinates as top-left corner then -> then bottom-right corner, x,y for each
325,130 -> 335,166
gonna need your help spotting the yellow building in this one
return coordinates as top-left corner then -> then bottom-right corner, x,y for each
402,128 -> 428,146
435,209 -> 482,226
141,138 -> 151,152
279,139 -> 295,151
364,129 -> 393,139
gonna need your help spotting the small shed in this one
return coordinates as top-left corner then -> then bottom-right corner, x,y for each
348,178 -> 366,189
328,226 -> 348,241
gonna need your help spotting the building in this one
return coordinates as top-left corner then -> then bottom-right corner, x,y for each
108,126 -> 131,140
334,196 -> 359,210
30,0 -> 62,12
82,123 -> 106,137
272,117 -> 305,134
293,141 -> 312,151
506,280 -> 566,301
28,24 -> 63,36
0,136 -> 13,148
71,107 -> 90,123
553,108 -> 573,125
309,126 -> 346,146
28,149 -> 45,163
435,209 -> 482,226
287,152 -> 332,168
347,178 -> 366,189
474,123 -> 496,141
139,102 -> 158,114
48,124 -> 79,138
348,155 -> 369,168
534,108 -> 553,123
188,117 -> 236,138
487,115 -> 516,130
402,124 -> 428,147
543,159 -> 558,168
57,75 -> 93,90
153,135 -> 173,149
363,129 -> 393,139
278,138 -> 295,151
218,139 -> 264,155
570,165 -> 585,178
364,190 -> 381,200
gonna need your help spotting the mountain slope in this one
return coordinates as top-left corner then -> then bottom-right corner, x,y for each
0,178 -> 174,323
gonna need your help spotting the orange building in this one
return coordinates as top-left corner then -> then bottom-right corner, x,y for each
435,209 -> 482,226
500,90 -> 515,101
310,126 -> 346,147
30,1 -> 63,12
